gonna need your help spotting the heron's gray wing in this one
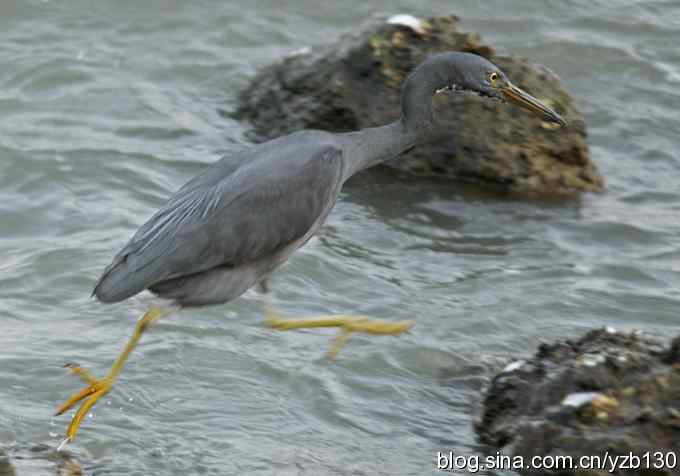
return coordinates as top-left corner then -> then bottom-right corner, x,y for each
94,143 -> 344,302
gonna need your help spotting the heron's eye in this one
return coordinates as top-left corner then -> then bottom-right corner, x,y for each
488,72 -> 499,86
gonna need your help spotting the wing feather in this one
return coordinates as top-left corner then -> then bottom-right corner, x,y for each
94,140 -> 344,302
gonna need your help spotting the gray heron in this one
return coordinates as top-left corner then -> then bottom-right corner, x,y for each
55,51 -> 566,445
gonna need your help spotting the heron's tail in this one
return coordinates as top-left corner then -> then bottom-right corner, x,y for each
92,254 -> 156,303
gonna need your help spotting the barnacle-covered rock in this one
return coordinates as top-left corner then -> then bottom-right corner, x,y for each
477,329 -> 680,475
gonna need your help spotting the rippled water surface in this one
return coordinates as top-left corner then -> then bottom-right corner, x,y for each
1,0 -> 679,474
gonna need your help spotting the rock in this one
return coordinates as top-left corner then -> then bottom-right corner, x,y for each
234,15 -> 604,195
0,450 -> 15,476
476,329 -> 680,475
0,444 -> 83,476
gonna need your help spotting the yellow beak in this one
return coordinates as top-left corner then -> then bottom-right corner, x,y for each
501,82 -> 567,127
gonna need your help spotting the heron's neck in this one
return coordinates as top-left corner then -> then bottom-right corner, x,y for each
341,64 -> 443,180
341,119 -> 420,179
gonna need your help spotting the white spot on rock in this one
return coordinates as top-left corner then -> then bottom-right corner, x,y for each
579,353 -> 606,367
502,360 -> 525,373
561,392 -> 602,408
386,14 -> 425,34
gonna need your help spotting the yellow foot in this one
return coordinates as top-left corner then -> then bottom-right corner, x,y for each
54,366 -> 114,445
265,307 -> 414,359
55,306 -> 166,447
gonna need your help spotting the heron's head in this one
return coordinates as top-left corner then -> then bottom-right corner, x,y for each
430,52 -> 567,127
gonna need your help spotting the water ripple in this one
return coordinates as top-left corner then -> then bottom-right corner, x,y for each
0,1 -> 679,475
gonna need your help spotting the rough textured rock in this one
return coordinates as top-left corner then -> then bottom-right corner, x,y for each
0,451 -> 14,476
0,444 -> 83,476
477,329 -> 680,475
235,15 -> 604,195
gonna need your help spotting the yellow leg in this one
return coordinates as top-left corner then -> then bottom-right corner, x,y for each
55,306 -> 166,447
265,306 -> 414,359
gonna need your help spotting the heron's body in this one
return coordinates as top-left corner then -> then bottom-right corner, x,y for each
95,130 -> 342,305
56,52 -> 566,445
93,122 -> 410,306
